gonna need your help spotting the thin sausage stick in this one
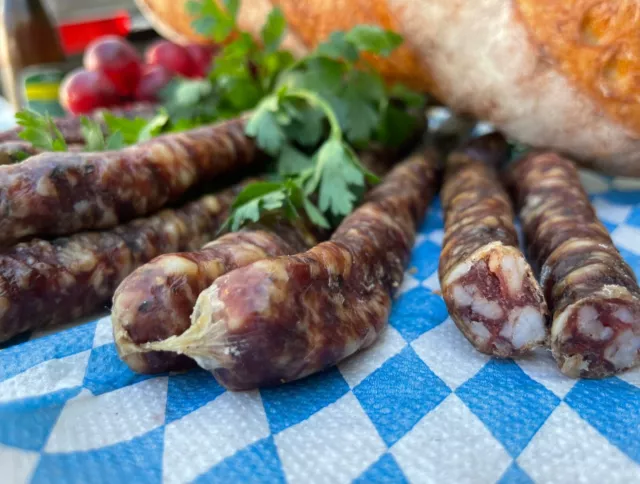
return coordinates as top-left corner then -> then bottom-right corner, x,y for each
0,117 -> 259,246
508,152 -> 640,378
439,134 -> 549,357
144,150 -> 439,390
112,221 -> 316,374
0,185 -> 239,343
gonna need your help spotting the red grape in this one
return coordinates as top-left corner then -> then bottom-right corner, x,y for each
60,69 -> 120,114
84,36 -> 142,96
145,40 -> 198,78
185,44 -> 216,78
134,64 -> 174,102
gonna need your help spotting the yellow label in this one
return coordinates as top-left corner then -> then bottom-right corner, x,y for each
24,82 -> 60,101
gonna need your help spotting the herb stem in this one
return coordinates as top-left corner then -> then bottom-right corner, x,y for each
283,89 -> 342,140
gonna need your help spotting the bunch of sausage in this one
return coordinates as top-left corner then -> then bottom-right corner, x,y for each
0,111 -> 637,391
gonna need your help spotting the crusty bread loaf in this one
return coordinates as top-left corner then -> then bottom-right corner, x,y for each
136,0 -> 640,175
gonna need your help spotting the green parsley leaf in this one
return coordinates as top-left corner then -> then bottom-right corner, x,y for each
284,104 -> 325,147
277,144 -> 313,175
315,32 -> 359,62
389,83 -> 426,108
187,0 -> 235,42
245,105 -> 286,156
81,117 -> 107,151
105,130 -> 126,150
344,25 -> 403,57
16,110 -> 67,152
137,111 -> 170,143
102,113 -> 150,145
223,0 -> 240,20
307,138 -> 365,217
261,7 -> 286,53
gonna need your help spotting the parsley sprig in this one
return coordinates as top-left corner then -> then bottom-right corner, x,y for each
224,21 -> 424,231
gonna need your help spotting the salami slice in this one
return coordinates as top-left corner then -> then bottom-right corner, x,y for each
112,221 -> 315,374
0,185 -> 238,343
439,134 -> 549,357
143,150 -> 439,390
508,152 -> 640,378
0,116 -> 259,246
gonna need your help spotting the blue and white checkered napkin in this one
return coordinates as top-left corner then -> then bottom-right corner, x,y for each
1,170 -> 639,484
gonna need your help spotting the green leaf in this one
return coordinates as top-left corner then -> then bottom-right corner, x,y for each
105,130 -> 126,150
277,144 -> 313,175
312,138 -> 365,217
223,0 -> 240,20
376,104 -> 419,148
389,83 -> 425,108
302,197 -> 330,228
315,32 -> 359,62
220,77 -> 262,110
284,105 -> 325,147
232,181 -> 285,207
137,111 -> 170,142
261,7 -> 286,53
102,113 -> 151,145
350,70 -> 386,103
16,110 -> 67,151
344,25 -> 403,57
245,104 -> 286,156
187,0 -> 235,42
80,117 -> 106,151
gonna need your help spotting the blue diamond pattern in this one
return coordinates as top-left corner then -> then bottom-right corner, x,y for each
627,207 -> 640,228
32,427 -> 164,484
409,240 -> 441,279
0,388 -> 81,451
165,369 -> 226,424
618,247 -> 640,274
193,437 -> 286,484
498,462 -> 534,484
456,360 -> 560,457
389,287 -> 448,342
603,190 -> 640,206
260,367 -> 349,434
0,321 -> 96,382
565,378 -> 640,463
354,346 -> 450,446
83,344 -> 154,396
354,454 -> 408,483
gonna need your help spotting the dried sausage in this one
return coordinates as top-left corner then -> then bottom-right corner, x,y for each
143,150 -> 439,390
439,134 -> 549,357
0,116 -> 259,246
112,221 -> 315,374
0,186 -> 238,343
508,152 -> 640,378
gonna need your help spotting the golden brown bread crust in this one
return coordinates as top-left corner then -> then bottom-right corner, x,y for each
513,0 -> 640,140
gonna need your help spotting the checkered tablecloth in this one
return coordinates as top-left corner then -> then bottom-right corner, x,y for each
1,170 -> 639,484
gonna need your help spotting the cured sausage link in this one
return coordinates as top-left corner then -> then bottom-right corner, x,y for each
144,150 -> 439,390
112,223 -> 314,374
438,134 -> 549,357
508,152 -> 640,378
0,186 -> 238,343
0,117 -> 258,246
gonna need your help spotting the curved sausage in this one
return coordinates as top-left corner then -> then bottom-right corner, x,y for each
0,117 -> 259,246
112,221 -> 315,374
0,186 -> 238,343
143,150 -> 439,390
438,134 -> 548,357
508,152 -> 640,378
